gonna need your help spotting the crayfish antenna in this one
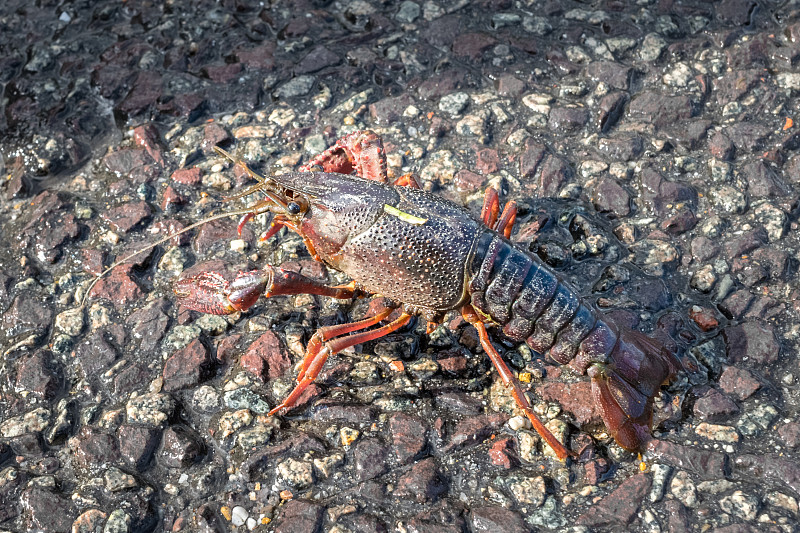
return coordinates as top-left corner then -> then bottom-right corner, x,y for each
77,207 -> 271,310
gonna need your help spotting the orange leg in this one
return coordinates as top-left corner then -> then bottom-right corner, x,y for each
298,306 -> 394,381
462,305 -> 574,461
480,187 -> 500,228
392,173 -> 421,188
494,201 -> 517,238
268,310 -> 413,416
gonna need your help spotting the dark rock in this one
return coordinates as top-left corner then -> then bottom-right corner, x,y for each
162,338 -> 213,392
518,139 -> 547,180
393,457 -> 446,504
118,424 -> 161,471
726,122 -> 771,153
34,212 -> 81,263
453,169 -> 484,192
716,0 -> 758,26
646,439 -> 729,480
584,458 -> 610,485
435,349 -> 469,375
693,387 -> 739,422
132,124 -> 165,167
236,42 -> 276,70
20,487 -> 77,532
171,167 -> 202,186
585,61 -> 631,90
661,209 -> 697,234
118,70 -> 162,116
10,433 -> 46,457
734,454 -> 800,497
596,135 -> 643,161
203,62 -> 242,82
535,155 -> 572,198
15,350 -> 59,399
241,331 -> 289,382
338,513 -> 387,533
719,366 -> 760,401
352,438 -> 389,481
732,259 -> 767,287
475,148 -> 499,175
389,413 -> 427,464
629,92 -> 694,128
193,220 -> 247,253
452,32 -> 496,61
241,434 -> 326,481
70,426 -> 121,474
201,123 -> 230,153
591,177 -> 630,217
596,91 -> 628,132
665,119 -> 713,150
470,506 -> 527,533
690,236 -> 719,262
577,473 -> 651,527
0,465 -> 26,522
778,422 -> 800,449
488,437 -> 517,468
665,500 -> 691,533
369,94 -> 414,125
539,381 -> 601,426
273,500 -> 324,533
742,160 -> 789,197
127,299 -> 171,353
723,321 -> 780,366
750,247 -> 792,280
308,402 -> 378,424
113,364 -> 153,398
2,293 -> 53,340
101,200 -> 152,233
719,290 -> 754,319
434,392 -> 484,415
421,15 -> 462,48
495,75 -> 525,97
548,106 -> 589,134
709,131 -> 735,160
295,46 -> 340,75
639,168 -> 697,214
159,426 -> 205,468
416,69 -> 466,101
74,330 -> 118,377
443,413 -> 509,452
104,148 -> 150,175
714,70 -> 763,106
405,505 -> 466,533
723,228 -> 767,259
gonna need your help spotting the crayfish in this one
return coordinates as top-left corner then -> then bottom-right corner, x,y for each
169,130 -> 681,461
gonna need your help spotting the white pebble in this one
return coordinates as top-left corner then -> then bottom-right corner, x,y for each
231,506 -> 248,527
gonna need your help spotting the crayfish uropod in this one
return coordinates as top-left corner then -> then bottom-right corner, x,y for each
174,130 -> 682,460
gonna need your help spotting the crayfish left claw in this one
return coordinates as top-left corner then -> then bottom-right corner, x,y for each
174,270 -> 267,315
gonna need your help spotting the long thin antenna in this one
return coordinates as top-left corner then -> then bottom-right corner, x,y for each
78,204 -> 267,309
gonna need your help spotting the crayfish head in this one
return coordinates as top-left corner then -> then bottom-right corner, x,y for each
272,171 -> 398,268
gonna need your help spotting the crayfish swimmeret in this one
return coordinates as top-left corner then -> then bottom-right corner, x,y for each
174,131 -> 682,460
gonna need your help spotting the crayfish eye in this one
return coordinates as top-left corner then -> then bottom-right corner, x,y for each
287,201 -> 301,215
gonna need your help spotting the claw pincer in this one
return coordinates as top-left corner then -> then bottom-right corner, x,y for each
174,132 -> 681,460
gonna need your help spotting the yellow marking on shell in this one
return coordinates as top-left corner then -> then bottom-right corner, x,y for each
383,204 -> 427,225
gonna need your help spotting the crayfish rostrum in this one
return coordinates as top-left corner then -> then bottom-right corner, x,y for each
174,130 -> 682,460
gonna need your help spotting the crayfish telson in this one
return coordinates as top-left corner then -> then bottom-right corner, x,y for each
174,131 -> 682,460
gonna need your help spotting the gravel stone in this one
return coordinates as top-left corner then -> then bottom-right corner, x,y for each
720,490 -> 760,521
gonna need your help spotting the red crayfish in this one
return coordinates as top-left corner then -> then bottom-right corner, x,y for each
174,131 -> 682,460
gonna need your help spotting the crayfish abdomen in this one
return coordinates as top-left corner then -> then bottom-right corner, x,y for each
467,230 -> 682,449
